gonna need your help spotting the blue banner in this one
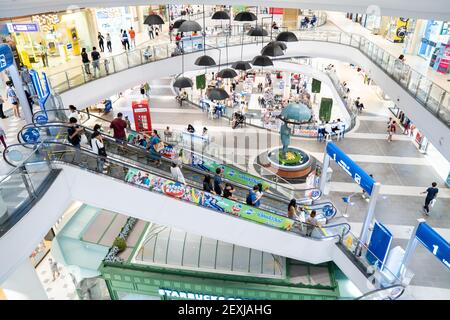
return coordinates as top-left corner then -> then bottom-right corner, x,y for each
366,222 -> 393,268
415,222 -> 450,270
0,44 -> 14,72
326,142 -> 375,195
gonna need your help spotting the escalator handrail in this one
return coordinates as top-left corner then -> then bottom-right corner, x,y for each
19,122 -> 320,208
32,108 -> 322,196
3,141 -> 351,241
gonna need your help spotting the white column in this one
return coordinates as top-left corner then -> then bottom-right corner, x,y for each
8,64 -> 33,124
1,259 -> 48,300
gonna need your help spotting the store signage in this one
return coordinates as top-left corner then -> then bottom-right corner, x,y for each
191,153 -> 271,191
125,168 -> 293,230
415,222 -> 450,270
6,23 -> 39,33
366,222 -> 393,268
326,142 -> 375,195
158,288 -> 242,300
0,44 -> 14,72
21,127 -> 40,143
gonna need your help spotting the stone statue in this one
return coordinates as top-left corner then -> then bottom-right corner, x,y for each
280,122 -> 291,158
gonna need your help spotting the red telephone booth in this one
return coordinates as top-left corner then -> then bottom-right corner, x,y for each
131,100 -> 152,135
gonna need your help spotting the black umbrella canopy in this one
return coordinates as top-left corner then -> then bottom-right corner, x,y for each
231,61 -> 252,71
207,88 -> 229,100
173,19 -> 186,29
195,55 -> 216,66
252,55 -> 273,67
217,68 -> 238,79
178,20 -> 202,33
247,26 -> 268,37
173,76 -> 193,89
276,31 -> 298,42
268,40 -> 287,50
234,11 -> 257,21
212,10 -> 230,20
144,14 -> 165,26
261,44 -> 284,57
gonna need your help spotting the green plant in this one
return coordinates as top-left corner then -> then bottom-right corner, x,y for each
278,150 -> 303,165
113,237 -> 127,252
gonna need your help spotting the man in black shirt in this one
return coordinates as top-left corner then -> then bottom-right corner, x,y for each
421,182 -> 439,216
91,47 -> 101,77
67,117 -> 83,163
81,48 -> 91,75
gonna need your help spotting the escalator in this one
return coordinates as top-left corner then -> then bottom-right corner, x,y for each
20,119 -> 340,222
3,141 -> 350,259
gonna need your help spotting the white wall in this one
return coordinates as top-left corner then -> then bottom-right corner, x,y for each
60,40 -> 450,161
1,0 -> 450,20
0,164 -> 375,294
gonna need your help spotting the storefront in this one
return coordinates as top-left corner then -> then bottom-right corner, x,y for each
0,10 -> 96,68
94,7 -> 134,37
417,20 -> 450,67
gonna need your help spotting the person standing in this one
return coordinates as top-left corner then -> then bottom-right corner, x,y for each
109,112 -> 127,144
0,94 -> 7,119
91,131 -> 107,172
223,183 -> 236,200
387,120 -> 397,142
67,117 -> 83,163
148,129 -> 162,166
203,175 -> 215,194
421,182 -> 439,216
169,23 -> 174,42
213,167 -> 224,196
128,27 -> 136,48
81,48 -> 91,75
148,26 -> 155,39
106,33 -> 112,52
39,42 -> 48,67
68,104 -> 80,122
6,81 -> 21,118
124,115 -> 132,130
91,47 -> 101,77
306,210 -> 320,237
122,30 -> 130,50
48,258 -> 60,281
98,32 -> 105,52
170,162 -> 186,184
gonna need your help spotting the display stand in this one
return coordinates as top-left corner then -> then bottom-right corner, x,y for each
132,100 -> 152,135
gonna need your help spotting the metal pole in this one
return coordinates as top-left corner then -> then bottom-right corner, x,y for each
399,218 -> 424,278
359,182 -> 381,245
9,63 -> 33,124
319,142 -> 330,193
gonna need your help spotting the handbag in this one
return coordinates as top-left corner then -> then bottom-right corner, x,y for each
95,140 -> 107,157
429,199 -> 436,208
154,141 -> 165,153
80,134 -> 88,145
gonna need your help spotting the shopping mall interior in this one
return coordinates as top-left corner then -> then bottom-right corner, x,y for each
0,0 -> 449,302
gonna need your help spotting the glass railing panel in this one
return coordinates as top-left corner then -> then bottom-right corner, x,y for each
112,53 -> 129,73
427,85 -> 445,114
153,45 -> 168,60
340,32 -> 351,46
65,66 -> 85,88
438,92 -> 450,125
416,77 -> 432,104
407,69 -> 421,94
327,32 -> 340,43
47,72 -> 69,94
350,35 -> 360,47
127,49 -> 143,67
385,55 -> 395,75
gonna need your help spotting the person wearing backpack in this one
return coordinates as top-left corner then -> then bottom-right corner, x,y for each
91,131 -> 107,172
246,185 -> 261,207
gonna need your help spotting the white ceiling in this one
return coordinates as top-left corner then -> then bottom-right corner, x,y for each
0,0 -> 449,20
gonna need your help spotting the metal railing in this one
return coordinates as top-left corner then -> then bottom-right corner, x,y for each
46,28 -> 450,128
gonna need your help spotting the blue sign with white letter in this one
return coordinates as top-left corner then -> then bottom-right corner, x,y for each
326,142 -> 375,195
0,44 -> 14,72
415,222 -> 450,270
366,222 -> 393,269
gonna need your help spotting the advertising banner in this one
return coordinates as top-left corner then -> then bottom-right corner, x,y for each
326,142 -> 375,195
0,44 -> 14,72
191,153 -> 270,190
125,168 -> 293,230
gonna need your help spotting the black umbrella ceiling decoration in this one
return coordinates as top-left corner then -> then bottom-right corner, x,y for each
144,13 -> 165,25
195,55 -> 216,66
276,31 -> 298,42
247,25 -> 268,37
173,19 -> 186,29
211,10 -> 230,20
178,20 -> 202,33
207,87 -> 229,100
217,68 -> 238,79
173,76 -> 193,89
231,61 -> 252,71
234,11 -> 257,21
252,55 -> 273,67
261,41 -> 287,57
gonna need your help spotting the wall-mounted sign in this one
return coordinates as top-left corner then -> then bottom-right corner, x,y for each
6,23 -> 39,33
415,222 -> 450,270
0,44 -> 14,72
158,288 -> 242,300
326,142 -> 375,195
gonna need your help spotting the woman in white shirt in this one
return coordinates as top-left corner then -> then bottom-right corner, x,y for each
91,132 -> 106,172
170,162 -> 185,184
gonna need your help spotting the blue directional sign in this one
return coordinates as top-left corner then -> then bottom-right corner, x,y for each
22,128 -> 40,143
415,222 -> 450,270
0,44 -> 14,72
326,142 -> 375,195
35,114 -> 48,125
366,222 -> 393,269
